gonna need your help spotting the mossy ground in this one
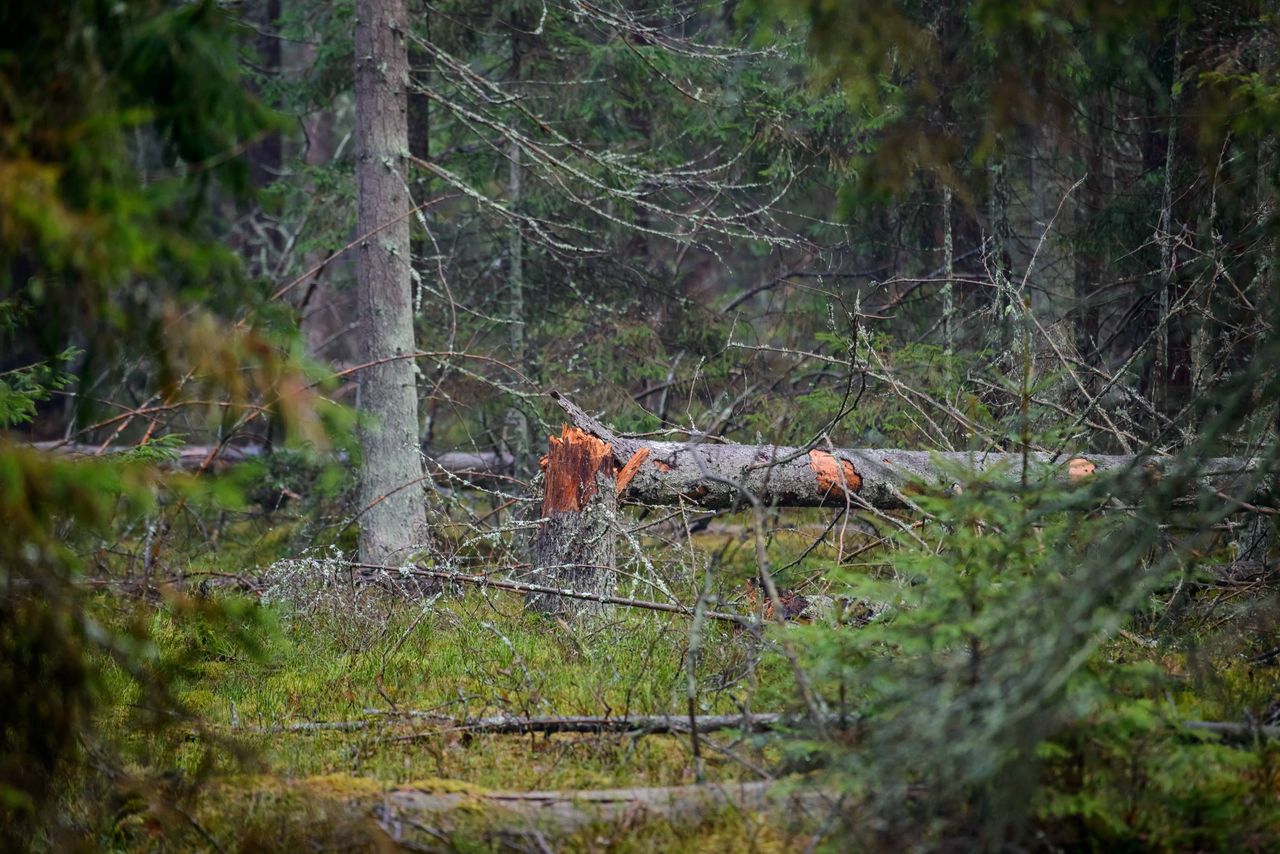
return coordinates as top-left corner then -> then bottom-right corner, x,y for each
74,511 -> 1280,852
87,563 -> 808,850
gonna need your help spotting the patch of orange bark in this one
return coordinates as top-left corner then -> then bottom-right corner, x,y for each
1067,457 -> 1096,480
809,450 -> 862,498
614,448 -> 649,495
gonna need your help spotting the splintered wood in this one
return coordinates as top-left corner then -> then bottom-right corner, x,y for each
614,448 -> 650,495
541,427 -> 614,514
532,426 -> 622,618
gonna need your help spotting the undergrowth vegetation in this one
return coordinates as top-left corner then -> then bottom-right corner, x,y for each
25,469 -> 1274,851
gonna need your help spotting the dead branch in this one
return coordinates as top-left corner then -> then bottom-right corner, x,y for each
350,562 -> 751,625
29,441 -> 514,481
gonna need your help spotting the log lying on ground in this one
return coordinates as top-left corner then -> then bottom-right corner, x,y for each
549,392 -> 1263,511
29,441 -> 514,481
377,778 -> 833,843
375,711 -> 801,735
533,392 -> 1266,615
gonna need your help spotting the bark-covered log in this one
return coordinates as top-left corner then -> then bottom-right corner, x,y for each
29,441 -> 514,482
393,712 -> 794,735
549,392 -> 1262,511
255,712 -> 802,736
378,778 -> 831,843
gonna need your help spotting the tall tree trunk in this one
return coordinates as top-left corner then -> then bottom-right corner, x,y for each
987,137 -> 1015,361
942,184 -> 955,355
248,0 -> 283,189
355,0 -> 428,563
503,17 -> 530,466
1154,24 -> 1181,417
1074,94 -> 1106,365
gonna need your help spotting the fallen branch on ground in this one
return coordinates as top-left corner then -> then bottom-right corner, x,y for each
351,562 -> 753,625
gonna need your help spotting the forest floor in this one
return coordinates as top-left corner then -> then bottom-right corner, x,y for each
87,528 -> 826,851
78,515 -> 1280,852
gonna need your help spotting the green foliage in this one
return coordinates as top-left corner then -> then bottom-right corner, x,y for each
0,351 -> 78,429
787,446 -> 1279,848
0,0 -> 340,847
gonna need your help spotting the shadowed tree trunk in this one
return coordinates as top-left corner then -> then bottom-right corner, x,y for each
355,0 -> 428,563
247,0 -> 282,189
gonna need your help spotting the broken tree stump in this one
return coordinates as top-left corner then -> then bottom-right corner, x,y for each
528,426 -> 648,617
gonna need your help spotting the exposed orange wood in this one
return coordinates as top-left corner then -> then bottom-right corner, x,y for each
1068,457 -> 1096,480
652,459 -> 673,473
541,426 -> 614,515
808,450 -> 862,498
615,448 -> 650,496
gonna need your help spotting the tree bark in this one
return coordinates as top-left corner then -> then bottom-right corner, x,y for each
378,778 -> 831,843
355,0 -> 428,562
30,441 -> 512,480
546,392 -> 1261,512
503,15 -> 531,468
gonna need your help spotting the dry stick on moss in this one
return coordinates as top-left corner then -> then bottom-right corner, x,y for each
349,562 -> 752,625
241,713 -> 1274,743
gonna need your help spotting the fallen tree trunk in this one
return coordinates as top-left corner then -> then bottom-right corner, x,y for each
549,392 -> 1262,511
30,441 -> 514,482
249,711 -> 805,736
534,392 -> 1267,615
382,711 -> 796,735
377,778 -> 833,844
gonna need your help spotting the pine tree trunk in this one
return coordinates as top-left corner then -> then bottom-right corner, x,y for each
355,0 -> 428,563
942,185 -> 955,355
987,138 -> 1015,357
1074,94 -> 1106,365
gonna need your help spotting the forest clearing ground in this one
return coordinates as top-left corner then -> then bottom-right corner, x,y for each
89,553 -> 818,849
80,516 -> 1280,851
